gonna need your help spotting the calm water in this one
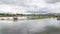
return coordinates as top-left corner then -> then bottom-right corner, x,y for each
0,18 -> 60,34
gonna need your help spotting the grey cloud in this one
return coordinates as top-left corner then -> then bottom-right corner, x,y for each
46,0 -> 60,3
0,0 -> 34,8
0,0 -> 60,14
0,0 -> 27,6
26,8 -> 51,14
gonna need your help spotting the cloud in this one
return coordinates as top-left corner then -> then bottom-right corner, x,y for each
0,0 -> 60,14
0,4 -> 31,14
47,2 -> 60,13
0,0 -> 48,14
46,0 -> 60,3
0,0 -> 45,6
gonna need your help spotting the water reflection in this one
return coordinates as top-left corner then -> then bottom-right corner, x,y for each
0,18 -> 60,34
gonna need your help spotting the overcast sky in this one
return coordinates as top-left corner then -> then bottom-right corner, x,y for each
0,0 -> 60,14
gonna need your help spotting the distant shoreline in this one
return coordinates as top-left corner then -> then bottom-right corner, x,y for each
0,15 -> 56,20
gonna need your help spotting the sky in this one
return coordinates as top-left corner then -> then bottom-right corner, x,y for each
0,0 -> 60,14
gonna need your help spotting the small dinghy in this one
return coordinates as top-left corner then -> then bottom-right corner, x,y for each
13,17 -> 18,22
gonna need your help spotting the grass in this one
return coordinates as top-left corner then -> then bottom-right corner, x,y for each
31,16 -> 55,20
